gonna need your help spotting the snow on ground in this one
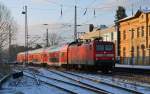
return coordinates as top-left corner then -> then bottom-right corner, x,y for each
0,75 -> 70,94
72,72 -> 150,94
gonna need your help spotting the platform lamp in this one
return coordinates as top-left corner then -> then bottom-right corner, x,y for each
42,24 -> 49,64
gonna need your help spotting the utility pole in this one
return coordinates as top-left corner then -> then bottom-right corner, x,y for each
46,28 -> 49,47
77,32 -> 85,39
22,5 -> 28,64
74,5 -> 77,40
8,25 -> 11,63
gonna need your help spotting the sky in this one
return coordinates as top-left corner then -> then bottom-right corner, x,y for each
1,0 -> 150,46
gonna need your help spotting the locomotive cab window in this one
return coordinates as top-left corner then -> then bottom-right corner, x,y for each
96,44 -> 113,51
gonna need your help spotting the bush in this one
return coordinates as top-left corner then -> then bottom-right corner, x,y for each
0,63 -> 12,76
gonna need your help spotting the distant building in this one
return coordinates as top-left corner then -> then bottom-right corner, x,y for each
80,26 -> 116,40
97,25 -> 108,30
99,26 -> 116,43
80,27 -> 101,40
118,9 -> 150,65
80,26 -> 117,56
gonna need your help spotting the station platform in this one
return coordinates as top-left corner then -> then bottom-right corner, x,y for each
115,64 -> 150,70
115,64 -> 150,74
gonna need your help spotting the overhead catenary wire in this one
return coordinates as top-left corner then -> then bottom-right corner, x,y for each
6,1 -> 150,38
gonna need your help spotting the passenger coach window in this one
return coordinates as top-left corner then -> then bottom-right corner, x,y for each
49,58 -> 59,62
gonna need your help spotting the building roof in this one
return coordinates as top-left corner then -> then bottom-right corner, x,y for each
80,26 -> 115,40
118,9 -> 150,22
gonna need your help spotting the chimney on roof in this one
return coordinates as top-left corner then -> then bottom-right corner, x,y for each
139,6 -> 142,11
89,24 -> 94,32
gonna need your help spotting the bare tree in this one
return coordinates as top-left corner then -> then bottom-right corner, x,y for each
0,3 -> 17,62
48,32 -> 63,46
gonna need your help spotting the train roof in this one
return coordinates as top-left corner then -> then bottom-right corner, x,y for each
68,39 -> 114,45
28,48 -> 44,54
45,45 -> 63,53
17,48 -> 44,55
17,52 -> 24,55
17,44 -> 68,55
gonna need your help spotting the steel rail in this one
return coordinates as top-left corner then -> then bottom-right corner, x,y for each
24,71 -> 109,94
49,69 -> 142,94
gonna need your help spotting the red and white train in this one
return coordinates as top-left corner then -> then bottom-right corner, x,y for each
17,39 -> 115,72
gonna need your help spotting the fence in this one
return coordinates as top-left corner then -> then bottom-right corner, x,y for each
119,56 -> 150,65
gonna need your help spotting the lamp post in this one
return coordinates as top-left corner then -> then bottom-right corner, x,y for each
42,24 -> 49,64
22,5 -> 28,65
74,5 -> 77,41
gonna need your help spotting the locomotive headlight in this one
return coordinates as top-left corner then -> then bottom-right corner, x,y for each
106,54 -> 114,57
112,58 -> 114,60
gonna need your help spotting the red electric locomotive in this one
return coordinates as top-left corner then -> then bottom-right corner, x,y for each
61,39 -> 115,72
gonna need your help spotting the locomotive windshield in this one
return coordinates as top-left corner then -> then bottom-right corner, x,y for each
105,44 -> 113,51
96,44 -> 113,51
96,45 -> 104,51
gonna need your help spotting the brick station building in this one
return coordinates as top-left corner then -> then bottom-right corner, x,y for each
118,9 -> 150,65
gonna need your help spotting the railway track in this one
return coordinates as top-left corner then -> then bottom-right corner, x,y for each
14,66 -> 150,94
24,70 -> 109,94
48,69 -> 143,94
24,75 -> 76,94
